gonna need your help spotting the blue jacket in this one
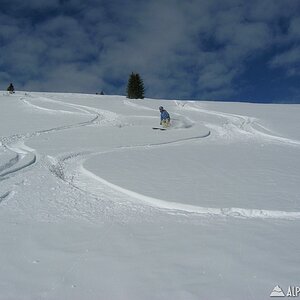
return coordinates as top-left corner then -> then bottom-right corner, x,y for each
160,110 -> 170,121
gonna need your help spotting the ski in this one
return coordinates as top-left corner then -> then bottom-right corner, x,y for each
152,127 -> 167,131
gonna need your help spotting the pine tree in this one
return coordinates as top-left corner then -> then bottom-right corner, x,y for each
7,83 -> 14,93
126,72 -> 145,99
126,73 -> 135,99
135,73 -> 145,99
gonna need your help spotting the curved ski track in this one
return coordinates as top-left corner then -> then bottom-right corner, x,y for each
61,146 -> 300,220
0,191 -> 13,203
54,99 -> 300,221
175,101 -> 300,147
0,94 -> 105,180
2,95 -> 299,220
77,166 -> 300,220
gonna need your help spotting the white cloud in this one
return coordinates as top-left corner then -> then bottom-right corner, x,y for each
271,46 -> 300,66
197,63 -> 239,90
0,0 -> 299,100
289,17 -> 300,40
270,46 -> 300,76
23,63 -> 104,93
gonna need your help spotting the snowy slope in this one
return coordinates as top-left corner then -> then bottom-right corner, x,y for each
0,91 -> 299,300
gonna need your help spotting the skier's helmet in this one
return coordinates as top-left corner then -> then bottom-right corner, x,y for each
159,106 -> 163,111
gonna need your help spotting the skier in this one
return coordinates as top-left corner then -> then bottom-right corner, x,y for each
159,106 -> 170,128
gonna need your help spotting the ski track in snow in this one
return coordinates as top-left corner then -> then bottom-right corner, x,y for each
2,95 -> 299,221
123,98 -> 195,129
0,191 -> 13,204
59,150 -> 300,221
49,98 -> 299,221
123,99 -> 155,111
0,142 -> 36,178
0,93 -> 120,180
0,139 -> 37,180
58,100 -> 300,220
175,101 -> 300,147
0,153 -> 19,173
79,166 -> 300,220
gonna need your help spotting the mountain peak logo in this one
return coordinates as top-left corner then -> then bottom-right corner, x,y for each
270,285 -> 285,297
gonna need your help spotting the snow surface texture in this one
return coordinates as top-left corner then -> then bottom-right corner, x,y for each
0,91 -> 299,300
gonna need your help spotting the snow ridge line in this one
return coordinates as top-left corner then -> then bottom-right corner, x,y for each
80,166 -> 300,220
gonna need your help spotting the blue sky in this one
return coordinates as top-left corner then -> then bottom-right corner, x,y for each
0,0 -> 299,102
